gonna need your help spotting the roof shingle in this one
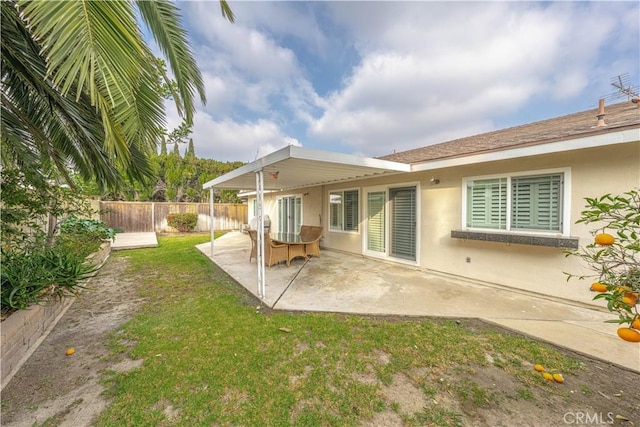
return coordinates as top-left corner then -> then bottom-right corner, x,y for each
379,101 -> 640,164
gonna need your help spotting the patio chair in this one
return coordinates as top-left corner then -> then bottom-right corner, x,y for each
265,233 -> 289,267
248,229 -> 258,262
300,225 -> 323,258
249,230 -> 289,267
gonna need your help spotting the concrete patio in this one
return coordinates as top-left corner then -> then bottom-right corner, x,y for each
197,231 -> 640,373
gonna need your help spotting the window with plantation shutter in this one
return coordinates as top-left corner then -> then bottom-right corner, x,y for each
511,174 -> 562,231
344,190 -> 358,231
466,178 -> 507,229
463,171 -> 567,234
329,189 -> 359,232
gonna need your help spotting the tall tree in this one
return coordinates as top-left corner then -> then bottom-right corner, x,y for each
1,0 -> 234,191
186,139 -> 196,158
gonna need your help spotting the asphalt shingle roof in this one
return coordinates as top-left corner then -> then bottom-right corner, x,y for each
379,101 -> 640,164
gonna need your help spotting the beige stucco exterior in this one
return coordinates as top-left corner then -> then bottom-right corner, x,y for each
248,140 -> 639,308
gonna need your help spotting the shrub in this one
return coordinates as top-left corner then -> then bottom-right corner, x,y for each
57,216 -> 115,258
167,213 -> 198,232
0,168 -> 94,249
1,245 -> 99,315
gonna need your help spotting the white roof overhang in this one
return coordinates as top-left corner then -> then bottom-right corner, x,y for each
203,145 -> 411,191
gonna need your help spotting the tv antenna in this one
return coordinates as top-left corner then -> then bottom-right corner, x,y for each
605,73 -> 639,101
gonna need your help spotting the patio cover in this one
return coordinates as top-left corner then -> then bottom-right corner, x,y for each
202,145 -> 411,192
202,145 -> 411,299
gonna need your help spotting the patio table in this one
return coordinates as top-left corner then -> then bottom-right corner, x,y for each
270,232 -> 308,263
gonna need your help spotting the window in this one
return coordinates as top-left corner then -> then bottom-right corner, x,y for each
464,171 -> 566,234
329,189 -> 359,231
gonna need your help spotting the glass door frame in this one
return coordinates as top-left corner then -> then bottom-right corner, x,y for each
362,182 -> 420,265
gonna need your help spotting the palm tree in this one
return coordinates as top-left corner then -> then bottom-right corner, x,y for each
1,0 -> 234,190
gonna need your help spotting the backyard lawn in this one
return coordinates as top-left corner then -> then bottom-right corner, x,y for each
2,234 -> 638,426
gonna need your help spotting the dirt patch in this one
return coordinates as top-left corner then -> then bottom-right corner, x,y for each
1,255 -> 639,426
1,256 -> 143,427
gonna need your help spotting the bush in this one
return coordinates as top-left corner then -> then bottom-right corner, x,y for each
57,216 -> 115,258
1,245 -> 99,315
167,213 -> 198,232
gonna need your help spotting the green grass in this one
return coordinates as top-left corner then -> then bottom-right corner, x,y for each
96,234 -> 584,426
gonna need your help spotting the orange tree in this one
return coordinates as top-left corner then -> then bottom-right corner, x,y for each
566,189 -> 640,337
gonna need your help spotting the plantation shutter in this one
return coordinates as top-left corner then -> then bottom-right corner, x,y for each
329,192 -> 342,231
344,190 -> 359,231
466,178 -> 507,229
367,191 -> 386,252
511,174 -> 562,231
390,187 -> 416,260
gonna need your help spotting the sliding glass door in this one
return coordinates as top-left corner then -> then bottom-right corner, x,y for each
277,196 -> 302,234
365,186 -> 417,262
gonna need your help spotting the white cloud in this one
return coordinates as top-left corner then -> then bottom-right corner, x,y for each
307,1 -> 639,156
190,111 -> 301,163
167,1 -> 638,161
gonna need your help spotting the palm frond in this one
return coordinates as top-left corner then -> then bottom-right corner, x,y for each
220,0 -> 235,24
136,0 -> 206,122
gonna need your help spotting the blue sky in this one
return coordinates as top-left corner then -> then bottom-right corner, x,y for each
164,1 -> 640,162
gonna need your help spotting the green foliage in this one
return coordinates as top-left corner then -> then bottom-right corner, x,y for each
57,216 -> 115,258
96,148 -> 244,203
1,170 -> 108,315
1,244 -> 99,314
166,120 -> 192,146
566,189 -> 640,325
166,213 -> 198,232
0,168 -> 94,248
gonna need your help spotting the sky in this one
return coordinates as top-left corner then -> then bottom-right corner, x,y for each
162,1 -> 640,163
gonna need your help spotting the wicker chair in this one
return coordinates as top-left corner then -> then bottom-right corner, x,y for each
265,233 -> 289,267
300,225 -> 323,258
248,230 -> 289,267
248,229 -> 258,262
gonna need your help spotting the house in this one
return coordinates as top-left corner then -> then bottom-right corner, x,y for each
203,100 -> 640,306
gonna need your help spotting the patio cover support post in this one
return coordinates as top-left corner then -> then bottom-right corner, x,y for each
209,188 -> 215,256
255,170 -> 266,299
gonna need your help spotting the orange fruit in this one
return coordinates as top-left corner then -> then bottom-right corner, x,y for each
617,328 -> 640,343
594,233 -> 615,245
631,317 -> 640,330
542,372 -> 554,381
590,282 -> 608,292
65,348 -> 75,356
622,293 -> 638,307
534,364 -> 545,372
552,373 -> 565,383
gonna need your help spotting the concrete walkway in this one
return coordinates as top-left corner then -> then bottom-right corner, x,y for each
111,232 -> 158,250
197,232 -> 640,373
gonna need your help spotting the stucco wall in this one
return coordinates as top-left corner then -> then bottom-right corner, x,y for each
249,141 -> 639,306
419,142 -> 639,306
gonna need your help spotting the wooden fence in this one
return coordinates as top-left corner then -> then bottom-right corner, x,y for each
99,202 -> 247,232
